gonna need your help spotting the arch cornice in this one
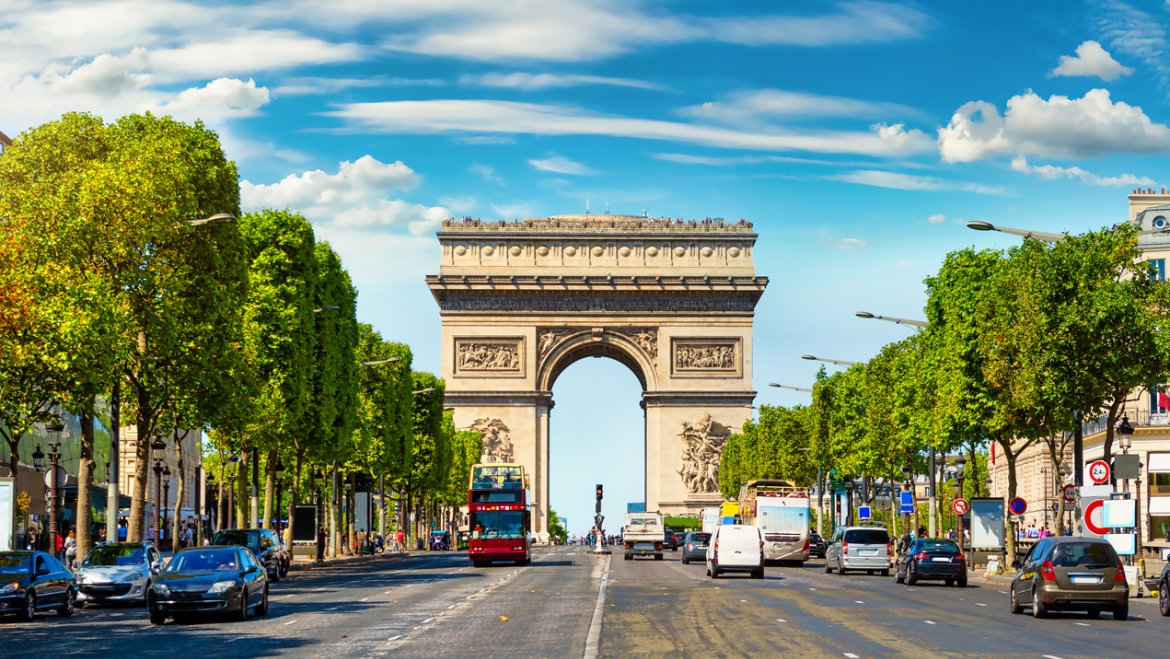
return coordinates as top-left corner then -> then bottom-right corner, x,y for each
536,328 -> 659,392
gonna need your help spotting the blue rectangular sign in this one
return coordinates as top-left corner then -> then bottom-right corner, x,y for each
857,506 -> 871,520
900,491 -> 915,514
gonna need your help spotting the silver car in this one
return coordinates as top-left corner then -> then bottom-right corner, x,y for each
824,526 -> 892,576
74,542 -> 163,605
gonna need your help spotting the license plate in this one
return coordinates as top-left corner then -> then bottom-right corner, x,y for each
1071,576 -> 1101,585
860,549 -> 877,556
932,557 -> 949,562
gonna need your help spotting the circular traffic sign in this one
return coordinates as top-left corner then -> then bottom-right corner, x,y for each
952,498 -> 969,515
1009,497 -> 1028,515
1083,499 -> 1108,535
1063,483 -> 1077,503
1088,459 -> 1111,485
42,465 -> 67,489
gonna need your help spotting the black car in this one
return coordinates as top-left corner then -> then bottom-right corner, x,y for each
0,551 -> 76,621
212,529 -> 287,581
895,539 -> 967,587
680,532 -> 711,565
808,533 -> 827,559
1145,560 -> 1170,617
149,546 -> 269,624
665,530 -> 683,551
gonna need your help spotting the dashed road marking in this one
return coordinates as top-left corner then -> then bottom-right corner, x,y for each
1075,622 -> 1091,627
388,635 -> 402,642
998,590 -> 1007,594
360,597 -> 370,602
384,590 -> 393,595
326,606 -> 340,611
923,620 -> 936,625
740,599 -> 748,603
776,618 -> 787,623
422,618 -> 434,624
809,587 -> 817,591
283,619 -> 298,626
844,654 -> 861,658
976,603 -> 987,607
1042,655 -> 1064,659
854,600 -> 864,604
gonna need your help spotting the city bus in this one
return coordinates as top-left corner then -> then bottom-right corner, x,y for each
738,479 -> 810,565
467,463 -> 531,567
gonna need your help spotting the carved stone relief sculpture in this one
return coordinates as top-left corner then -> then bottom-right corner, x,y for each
456,339 -> 521,372
537,329 -> 573,359
471,418 -> 514,463
673,340 -> 739,373
677,413 -> 732,494
614,328 -> 658,362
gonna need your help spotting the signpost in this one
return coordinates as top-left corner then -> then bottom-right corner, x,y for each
1087,459 -> 1111,485
1008,497 -> 1027,516
952,498 -> 969,516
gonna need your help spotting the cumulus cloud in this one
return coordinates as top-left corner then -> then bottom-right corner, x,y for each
938,89 -> 1170,163
1051,40 -> 1132,81
1010,156 -> 1154,187
828,170 -> 1006,194
529,155 -> 594,175
241,155 -> 449,234
329,100 -> 935,157
464,72 -> 663,91
158,77 -> 270,121
927,213 -> 946,224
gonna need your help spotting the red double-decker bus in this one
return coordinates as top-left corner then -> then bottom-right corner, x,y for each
468,463 -> 531,567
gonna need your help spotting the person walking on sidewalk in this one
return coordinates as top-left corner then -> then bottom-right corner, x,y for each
394,529 -> 404,553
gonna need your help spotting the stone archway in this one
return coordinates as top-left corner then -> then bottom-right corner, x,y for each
427,214 -> 767,538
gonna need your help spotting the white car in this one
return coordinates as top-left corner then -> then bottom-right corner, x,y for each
74,542 -> 163,605
706,524 -> 764,579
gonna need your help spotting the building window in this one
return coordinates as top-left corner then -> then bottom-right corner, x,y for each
1150,259 -> 1166,281
1150,471 -> 1170,497
1152,387 -> 1170,416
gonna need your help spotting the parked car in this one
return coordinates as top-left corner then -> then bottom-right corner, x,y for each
212,529 -> 287,581
1009,536 -> 1128,620
680,532 -> 711,565
1146,560 -> 1170,617
149,545 -> 269,624
895,538 -> 966,587
808,533 -> 827,559
706,524 -> 764,579
74,542 -> 163,605
824,525 -> 892,576
0,550 -> 76,621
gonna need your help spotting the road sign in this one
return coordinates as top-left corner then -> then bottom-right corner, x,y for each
42,465 -> 67,490
952,498 -> 969,515
899,491 -> 915,514
1008,497 -> 1027,516
858,506 -> 871,520
1050,502 -> 1059,512
1063,483 -> 1076,503
1084,498 -> 1108,536
1088,459 -> 1111,485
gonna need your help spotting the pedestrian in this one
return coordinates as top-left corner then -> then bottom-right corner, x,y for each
394,528 -> 405,553
63,529 -> 77,569
117,518 -> 128,542
916,526 -> 927,540
182,524 -> 194,548
316,527 -> 326,562
55,528 -> 65,559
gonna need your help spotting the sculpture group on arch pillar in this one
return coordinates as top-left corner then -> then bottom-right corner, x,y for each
471,418 -> 514,464
678,412 -> 732,494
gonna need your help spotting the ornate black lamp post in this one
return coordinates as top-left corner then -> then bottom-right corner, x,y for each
162,464 -> 172,544
32,420 -> 66,555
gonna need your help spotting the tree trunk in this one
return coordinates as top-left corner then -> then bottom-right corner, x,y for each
329,462 -> 339,558
75,405 -> 96,561
235,450 -> 249,528
171,434 -> 186,554
286,451 -> 304,548
127,383 -> 151,544
262,449 -> 276,530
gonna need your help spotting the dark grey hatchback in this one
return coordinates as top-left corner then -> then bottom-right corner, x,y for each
1009,537 -> 1127,620
680,532 -> 711,565
149,546 -> 269,625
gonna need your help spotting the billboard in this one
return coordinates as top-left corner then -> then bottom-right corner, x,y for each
970,497 -> 1005,549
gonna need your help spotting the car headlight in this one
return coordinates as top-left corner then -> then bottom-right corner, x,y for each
208,581 -> 237,594
118,568 -> 148,583
0,581 -> 20,594
153,583 -> 170,597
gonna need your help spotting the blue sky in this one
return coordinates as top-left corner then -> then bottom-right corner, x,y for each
5,1 -> 1170,534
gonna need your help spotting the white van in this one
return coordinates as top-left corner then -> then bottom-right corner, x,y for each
706,524 -> 764,579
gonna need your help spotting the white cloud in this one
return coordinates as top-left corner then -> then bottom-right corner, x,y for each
158,77 -> 270,121
1010,156 -> 1154,188
653,152 -> 882,168
1095,1 -> 1170,89
241,156 -> 448,233
273,76 -> 440,97
529,155 -> 594,175
706,1 -> 930,47
463,72 -> 663,91
328,100 -> 935,157
471,163 -> 505,186
938,89 -> 1170,163
927,213 -> 946,224
681,89 -> 919,125
895,261 -> 917,268
826,236 -> 868,250
1051,40 -> 1132,82
828,170 -> 1006,194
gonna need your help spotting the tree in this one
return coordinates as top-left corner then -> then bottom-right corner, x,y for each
547,506 -> 568,544
402,372 -> 447,541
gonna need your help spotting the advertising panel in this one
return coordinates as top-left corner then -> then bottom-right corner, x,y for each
970,497 -> 1005,549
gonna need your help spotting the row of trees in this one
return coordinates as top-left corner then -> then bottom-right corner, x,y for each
719,223 -> 1170,564
0,112 -> 478,559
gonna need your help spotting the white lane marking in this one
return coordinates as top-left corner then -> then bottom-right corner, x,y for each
844,654 -> 861,658
422,618 -> 434,624
384,590 -> 393,595
388,635 -> 403,642
447,605 -> 456,609
1042,655 -> 1065,659
225,637 -> 246,643
360,597 -> 370,602
854,600 -> 864,604
283,619 -> 299,626
809,587 -> 817,591
740,599 -> 748,603
976,603 -> 987,607
583,552 -> 612,659
923,620 -> 936,625
1075,622 -> 1091,627
326,606 -> 340,611
776,618 -> 787,623
998,590 -> 1007,594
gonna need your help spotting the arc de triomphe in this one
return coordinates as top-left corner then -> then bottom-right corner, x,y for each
426,214 -> 768,536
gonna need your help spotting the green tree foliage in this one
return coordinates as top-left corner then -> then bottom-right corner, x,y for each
443,429 -> 483,506
547,506 -> 568,543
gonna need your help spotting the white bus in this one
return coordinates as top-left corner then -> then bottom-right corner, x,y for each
738,480 -> 810,565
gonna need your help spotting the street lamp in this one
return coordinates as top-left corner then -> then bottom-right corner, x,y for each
965,220 -> 1065,243
412,388 -> 436,395
901,466 -> 914,539
186,212 -> 236,227
162,464 -> 172,544
313,305 -> 340,313
855,311 -> 927,328
801,354 -> 862,367
1117,416 -> 1141,562
952,456 -> 967,552
360,357 -> 401,366
768,382 -> 813,393
274,459 -> 285,536
34,420 -> 66,554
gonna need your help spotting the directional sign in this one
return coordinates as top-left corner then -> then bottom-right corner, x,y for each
1083,498 -> 1108,536
899,491 -> 915,514
952,498 -> 969,516
1008,497 -> 1028,516
1088,459 -> 1111,485
1063,483 -> 1077,503
857,506 -> 871,520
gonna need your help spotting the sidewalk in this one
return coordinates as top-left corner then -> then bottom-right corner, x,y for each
287,549 -> 414,573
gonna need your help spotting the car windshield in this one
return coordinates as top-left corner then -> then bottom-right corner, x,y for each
628,518 -> 658,526
1049,542 -> 1118,568
915,540 -> 959,553
213,531 -> 259,551
82,545 -> 146,567
0,554 -> 28,574
168,550 -> 239,572
844,529 -> 889,544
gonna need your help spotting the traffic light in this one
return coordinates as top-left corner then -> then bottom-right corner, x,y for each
596,483 -> 603,499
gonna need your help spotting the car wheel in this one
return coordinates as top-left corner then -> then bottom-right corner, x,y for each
1010,587 -> 1022,614
473,560 -> 487,567
19,592 -> 36,622
150,609 -> 167,625
881,569 -> 889,577
57,588 -> 75,617
237,590 -> 249,622
681,556 -> 688,565
655,554 -> 663,561
1114,601 -> 1128,621
945,579 -> 954,587
254,586 -> 269,617
1086,609 -> 1101,619
895,570 -> 904,584
1160,583 -> 1170,617
906,573 -> 917,586
1031,588 -> 1046,618
957,578 -> 967,588
706,563 -> 711,577
753,569 -> 764,580
824,560 -> 832,574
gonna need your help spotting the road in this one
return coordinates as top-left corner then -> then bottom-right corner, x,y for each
4,546 -> 1167,657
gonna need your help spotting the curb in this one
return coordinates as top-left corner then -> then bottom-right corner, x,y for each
288,551 -> 413,573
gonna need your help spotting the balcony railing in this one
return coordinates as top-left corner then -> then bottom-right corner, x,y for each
1082,410 -> 1170,436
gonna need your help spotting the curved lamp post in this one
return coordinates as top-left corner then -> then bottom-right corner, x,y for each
801,354 -> 861,367
855,311 -> 927,328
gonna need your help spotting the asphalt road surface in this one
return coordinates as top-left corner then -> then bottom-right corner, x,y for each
4,546 -> 1168,657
